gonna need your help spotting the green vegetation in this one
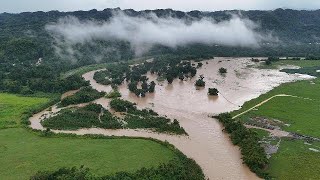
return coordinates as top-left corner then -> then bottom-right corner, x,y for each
267,140 -> 320,180
216,113 -> 269,178
231,64 -> 320,179
43,99 -> 186,135
281,66 -> 320,77
93,57 -> 200,97
0,93 -> 49,129
232,78 -> 320,138
259,59 -> 320,69
110,99 -> 187,135
105,89 -> 122,98
1,92 -> 201,179
31,150 -> 204,180
42,103 -> 122,130
219,67 -> 227,74
60,86 -> 105,107
208,88 -> 219,96
109,98 -> 136,112
195,75 -> 206,87
0,128 -> 176,180
62,63 -> 108,78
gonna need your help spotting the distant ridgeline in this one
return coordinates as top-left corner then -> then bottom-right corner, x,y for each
1,8 -> 320,94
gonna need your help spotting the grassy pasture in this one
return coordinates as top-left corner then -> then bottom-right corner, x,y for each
0,93 -> 178,179
233,61 -> 320,179
0,93 -> 49,129
0,128 -> 175,180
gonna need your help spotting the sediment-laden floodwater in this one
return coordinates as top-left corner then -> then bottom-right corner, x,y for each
30,57 -> 313,180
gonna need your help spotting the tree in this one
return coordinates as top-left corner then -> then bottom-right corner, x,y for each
128,81 -> 137,92
178,74 -> 184,81
195,75 -> 205,87
166,75 -> 174,84
208,88 -> 219,96
141,81 -> 148,90
148,81 -> 156,93
219,67 -> 227,74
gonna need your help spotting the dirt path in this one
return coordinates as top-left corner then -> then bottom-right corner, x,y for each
245,125 -> 291,137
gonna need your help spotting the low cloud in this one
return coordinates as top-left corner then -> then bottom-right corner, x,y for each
46,12 -> 271,56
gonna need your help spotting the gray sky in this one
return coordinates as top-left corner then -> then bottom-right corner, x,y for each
1,0 -> 320,13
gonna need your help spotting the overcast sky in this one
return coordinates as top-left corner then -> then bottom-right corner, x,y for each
1,0 -> 320,13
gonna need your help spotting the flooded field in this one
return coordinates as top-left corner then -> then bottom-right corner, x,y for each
30,57 -> 313,180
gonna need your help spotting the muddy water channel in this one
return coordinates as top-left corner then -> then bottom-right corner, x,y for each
30,57 -> 313,180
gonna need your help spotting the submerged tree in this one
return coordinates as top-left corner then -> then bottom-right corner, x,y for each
178,73 -> 185,81
166,75 -> 174,84
208,88 -> 219,96
148,81 -> 156,93
195,75 -> 205,87
219,67 -> 227,74
141,81 -> 148,90
197,62 -> 203,68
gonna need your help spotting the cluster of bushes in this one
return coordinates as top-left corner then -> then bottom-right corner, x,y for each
216,113 -> 269,178
109,98 -> 136,112
105,89 -> 122,98
42,98 -> 186,134
42,103 -> 122,130
265,56 -> 280,65
195,75 -> 205,87
125,115 -> 186,135
128,81 -> 156,97
219,67 -> 227,74
93,57 -> 202,97
281,66 -> 320,77
93,63 -> 130,86
60,86 -> 105,107
110,98 -> 187,135
208,88 -> 219,96
30,137 -> 204,180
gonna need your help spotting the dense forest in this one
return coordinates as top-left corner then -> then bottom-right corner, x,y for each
1,8 -> 320,94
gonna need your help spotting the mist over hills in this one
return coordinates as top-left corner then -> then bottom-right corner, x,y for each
1,8 -> 320,94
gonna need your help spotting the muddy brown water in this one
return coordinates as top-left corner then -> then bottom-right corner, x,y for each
30,57 -> 314,180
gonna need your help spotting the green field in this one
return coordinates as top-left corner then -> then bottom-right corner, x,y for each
0,128 -> 175,180
267,139 -> 320,180
259,60 -> 320,69
0,93 -> 179,179
233,78 -> 320,138
0,93 -> 49,129
233,61 -> 320,179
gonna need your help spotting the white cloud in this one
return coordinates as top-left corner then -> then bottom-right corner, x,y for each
1,0 -> 320,13
45,12 -> 271,56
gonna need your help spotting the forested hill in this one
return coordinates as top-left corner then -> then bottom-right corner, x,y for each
1,8 -> 320,94
2,8 -> 320,43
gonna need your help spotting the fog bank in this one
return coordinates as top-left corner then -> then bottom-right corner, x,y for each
46,13 -> 270,56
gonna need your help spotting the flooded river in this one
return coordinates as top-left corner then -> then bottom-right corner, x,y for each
30,57 -> 313,180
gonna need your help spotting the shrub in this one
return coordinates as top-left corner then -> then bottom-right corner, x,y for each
60,86 -> 105,107
195,75 -> 205,87
208,88 -> 219,96
105,89 -> 121,98
219,67 -> 227,74
110,98 -> 136,112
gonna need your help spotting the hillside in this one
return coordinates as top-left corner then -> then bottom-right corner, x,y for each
1,8 -> 320,94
